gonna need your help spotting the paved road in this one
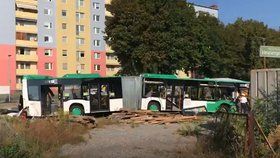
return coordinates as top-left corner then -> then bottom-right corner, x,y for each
61,124 -> 196,158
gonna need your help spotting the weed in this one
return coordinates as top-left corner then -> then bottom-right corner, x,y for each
177,122 -> 201,136
0,116 -> 89,158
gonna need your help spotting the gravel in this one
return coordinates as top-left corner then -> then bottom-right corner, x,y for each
61,123 -> 197,158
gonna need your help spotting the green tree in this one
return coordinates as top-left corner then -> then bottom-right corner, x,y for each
105,0 -> 199,75
194,13 -> 226,78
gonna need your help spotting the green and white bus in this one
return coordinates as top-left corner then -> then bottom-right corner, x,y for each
141,74 -> 249,113
22,74 -> 123,117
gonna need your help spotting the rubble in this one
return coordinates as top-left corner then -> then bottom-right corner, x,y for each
108,110 -> 197,124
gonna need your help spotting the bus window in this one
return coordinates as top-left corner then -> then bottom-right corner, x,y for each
64,85 -> 81,100
109,82 -> 122,99
145,84 -> 160,97
28,86 -> 40,101
199,86 -> 215,100
188,86 -> 198,100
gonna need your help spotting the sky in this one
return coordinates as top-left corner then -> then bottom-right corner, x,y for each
188,0 -> 280,29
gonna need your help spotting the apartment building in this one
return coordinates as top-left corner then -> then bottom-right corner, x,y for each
0,0 -> 107,91
104,0 -> 121,76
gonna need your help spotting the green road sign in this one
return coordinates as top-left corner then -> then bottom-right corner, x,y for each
260,46 -> 280,58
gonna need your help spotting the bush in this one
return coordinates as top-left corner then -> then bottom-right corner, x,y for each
177,122 -> 202,136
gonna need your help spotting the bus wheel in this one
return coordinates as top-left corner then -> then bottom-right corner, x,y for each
70,105 -> 84,116
148,102 -> 160,112
218,104 -> 229,113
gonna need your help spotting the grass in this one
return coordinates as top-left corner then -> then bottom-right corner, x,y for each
0,115 -> 89,158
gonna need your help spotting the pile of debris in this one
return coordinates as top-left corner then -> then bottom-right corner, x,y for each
69,116 -> 96,128
108,110 -> 197,124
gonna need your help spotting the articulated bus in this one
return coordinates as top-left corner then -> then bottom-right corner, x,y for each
22,74 -> 123,116
141,74 -> 249,113
22,73 -> 249,117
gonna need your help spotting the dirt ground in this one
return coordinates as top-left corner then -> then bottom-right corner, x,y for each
61,123 -> 197,158
0,103 -> 18,110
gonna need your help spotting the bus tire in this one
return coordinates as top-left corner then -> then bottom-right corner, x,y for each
148,101 -> 160,112
70,104 -> 84,116
218,104 -> 230,113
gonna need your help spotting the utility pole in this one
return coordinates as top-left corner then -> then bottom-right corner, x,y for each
8,54 -> 11,102
262,38 -> 266,69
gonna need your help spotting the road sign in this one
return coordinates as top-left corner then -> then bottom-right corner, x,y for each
260,46 -> 280,58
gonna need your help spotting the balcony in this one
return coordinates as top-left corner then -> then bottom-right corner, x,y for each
16,0 -> 37,7
16,69 -> 37,76
16,40 -> 37,48
106,59 -> 120,66
16,54 -> 38,62
16,83 -> 22,90
16,25 -> 37,34
16,11 -> 37,21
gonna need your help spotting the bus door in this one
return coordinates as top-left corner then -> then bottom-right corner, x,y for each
41,85 -> 61,116
89,83 -> 110,111
166,84 -> 184,111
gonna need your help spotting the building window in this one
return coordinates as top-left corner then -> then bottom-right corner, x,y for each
44,35 -> 53,43
62,10 -> 67,16
81,64 -> 85,70
62,36 -> 67,43
62,63 -> 68,70
77,0 -> 84,7
62,23 -> 67,29
107,54 -> 118,60
76,25 -> 84,35
94,64 -> 100,71
17,48 -> 31,55
93,15 -> 100,21
43,22 -> 52,29
76,12 -> 84,21
44,49 -> 52,56
94,52 -> 100,59
93,2 -> 100,9
62,50 -> 67,56
45,63 -> 53,70
107,67 -> 115,71
77,38 -> 85,45
17,63 -> 31,69
93,27 -> 100,34
77,51 -> 85,58
44,8 -> 51,15
93,40 -> 100,47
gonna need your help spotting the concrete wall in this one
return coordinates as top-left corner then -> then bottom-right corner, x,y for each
90,0 -> 106,51
0,1 -> 16,91
0,0 -> 16,44
38,0 -> 56,47
250,69 -> 280,106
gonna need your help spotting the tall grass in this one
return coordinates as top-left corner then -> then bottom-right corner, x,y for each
0,115 -> 88,158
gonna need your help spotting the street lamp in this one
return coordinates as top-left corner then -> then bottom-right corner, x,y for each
8,54 -> 11,102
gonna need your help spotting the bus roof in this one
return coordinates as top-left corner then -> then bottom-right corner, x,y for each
142,73 -> 178,79
23,75 -> 53,80
142,73 -> 249,84
62,73 -> 101,79
211,78 -> 249,84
